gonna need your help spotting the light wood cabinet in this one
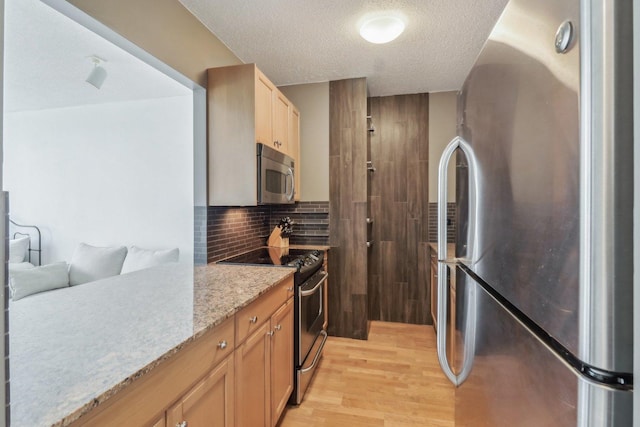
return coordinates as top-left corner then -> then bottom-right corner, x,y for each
207,64 -> 301,205
150,416 -> 165,427
166,355 -> 235,427
235,276 -> 294,427
255,69 -> 275,148
273,91 -> 290,154
289,105 -> 301,201
270,299 -> 294,426
235,321 -> 271,427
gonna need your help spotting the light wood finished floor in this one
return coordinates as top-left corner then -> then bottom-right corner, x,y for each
280,321 -> 454,427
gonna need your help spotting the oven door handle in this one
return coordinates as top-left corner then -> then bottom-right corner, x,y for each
299,272 -> 328,297
300,330 -> 328,373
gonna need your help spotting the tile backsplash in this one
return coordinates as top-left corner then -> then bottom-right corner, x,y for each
427,202 -> 456,243
206,202 -> 329,263
269,202 -> 329,247
207,206 -> 270,263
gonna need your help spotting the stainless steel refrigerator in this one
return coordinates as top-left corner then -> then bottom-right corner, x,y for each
436,0 -> 634,425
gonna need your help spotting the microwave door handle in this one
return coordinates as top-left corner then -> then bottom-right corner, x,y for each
286,167 -> 295,201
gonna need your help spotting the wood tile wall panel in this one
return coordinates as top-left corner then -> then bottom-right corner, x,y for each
328,78 -> 369,340
417,242 -> 431,324
367,94 -> 431,325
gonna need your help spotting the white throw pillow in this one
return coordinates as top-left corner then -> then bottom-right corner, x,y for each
8,262 -> 35,273
9,236 -> 30,263
68,243 -> 128,286
10,262 -> 69,301
121,246 -> 179,274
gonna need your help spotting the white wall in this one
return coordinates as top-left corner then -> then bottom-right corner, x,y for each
428,91 -> 458,203
4,95 -> 194,265
0,0 -> 6,424
279,82 -> 330,201
633,0 -> 639,422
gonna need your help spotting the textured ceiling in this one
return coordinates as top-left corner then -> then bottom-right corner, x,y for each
178,0 -> 509,96
4,0 -> 190,113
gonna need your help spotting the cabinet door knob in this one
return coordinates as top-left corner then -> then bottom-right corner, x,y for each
275,324 -> 282,331
217,340 -> 228,350
176,422 -> 188,427
267,330 -> 275,336
249,316 -> 258,324
287,287 -> 294,292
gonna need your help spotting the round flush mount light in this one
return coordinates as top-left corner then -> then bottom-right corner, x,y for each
359,15 -> 405,44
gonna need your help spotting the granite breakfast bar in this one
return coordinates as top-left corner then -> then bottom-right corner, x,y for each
9,262 -> 295,426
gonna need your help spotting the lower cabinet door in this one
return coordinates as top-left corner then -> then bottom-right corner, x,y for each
271,298 -> 294,426
166,355 -> 235,427
235,321 -> 271,427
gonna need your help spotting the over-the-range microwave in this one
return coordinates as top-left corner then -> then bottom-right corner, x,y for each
257,143 -> 295,204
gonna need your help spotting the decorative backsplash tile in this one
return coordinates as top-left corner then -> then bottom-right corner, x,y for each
206,206 -> 270,263
427,202 -> 456,243
206,202 -> 329,263
269,202 -> 329,247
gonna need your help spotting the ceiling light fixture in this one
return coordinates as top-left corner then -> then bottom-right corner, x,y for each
86,55 -> 107,89
359,15 -> 405,44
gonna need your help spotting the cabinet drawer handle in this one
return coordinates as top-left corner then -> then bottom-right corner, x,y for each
217,340 -> 228,350
176,422 -> 188,427
275,324 -> 282,331
249,316 -> 258,324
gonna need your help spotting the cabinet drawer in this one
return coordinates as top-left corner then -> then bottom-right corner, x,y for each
235,276 -> 294,345
210,315 -> 236,367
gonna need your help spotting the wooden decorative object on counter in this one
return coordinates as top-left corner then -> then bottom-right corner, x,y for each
268,226 -> 289,248
267,247 -> 289,264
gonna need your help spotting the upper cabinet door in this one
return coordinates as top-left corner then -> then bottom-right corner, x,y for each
207,63 -> 301,206
289,106 -> 301,201
272,92 -> 290,154
255,71 -> 274,146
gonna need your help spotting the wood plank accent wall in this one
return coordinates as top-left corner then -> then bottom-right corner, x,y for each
367,94 -> 431,324
328,78 -> 369,340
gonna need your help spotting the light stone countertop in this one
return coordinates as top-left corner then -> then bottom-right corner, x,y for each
9,262 -> 294,427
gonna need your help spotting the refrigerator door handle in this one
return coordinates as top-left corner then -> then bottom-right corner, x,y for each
436,136 -> 478,386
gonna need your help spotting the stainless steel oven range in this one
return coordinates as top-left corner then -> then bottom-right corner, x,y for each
219,247 -> 328,405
